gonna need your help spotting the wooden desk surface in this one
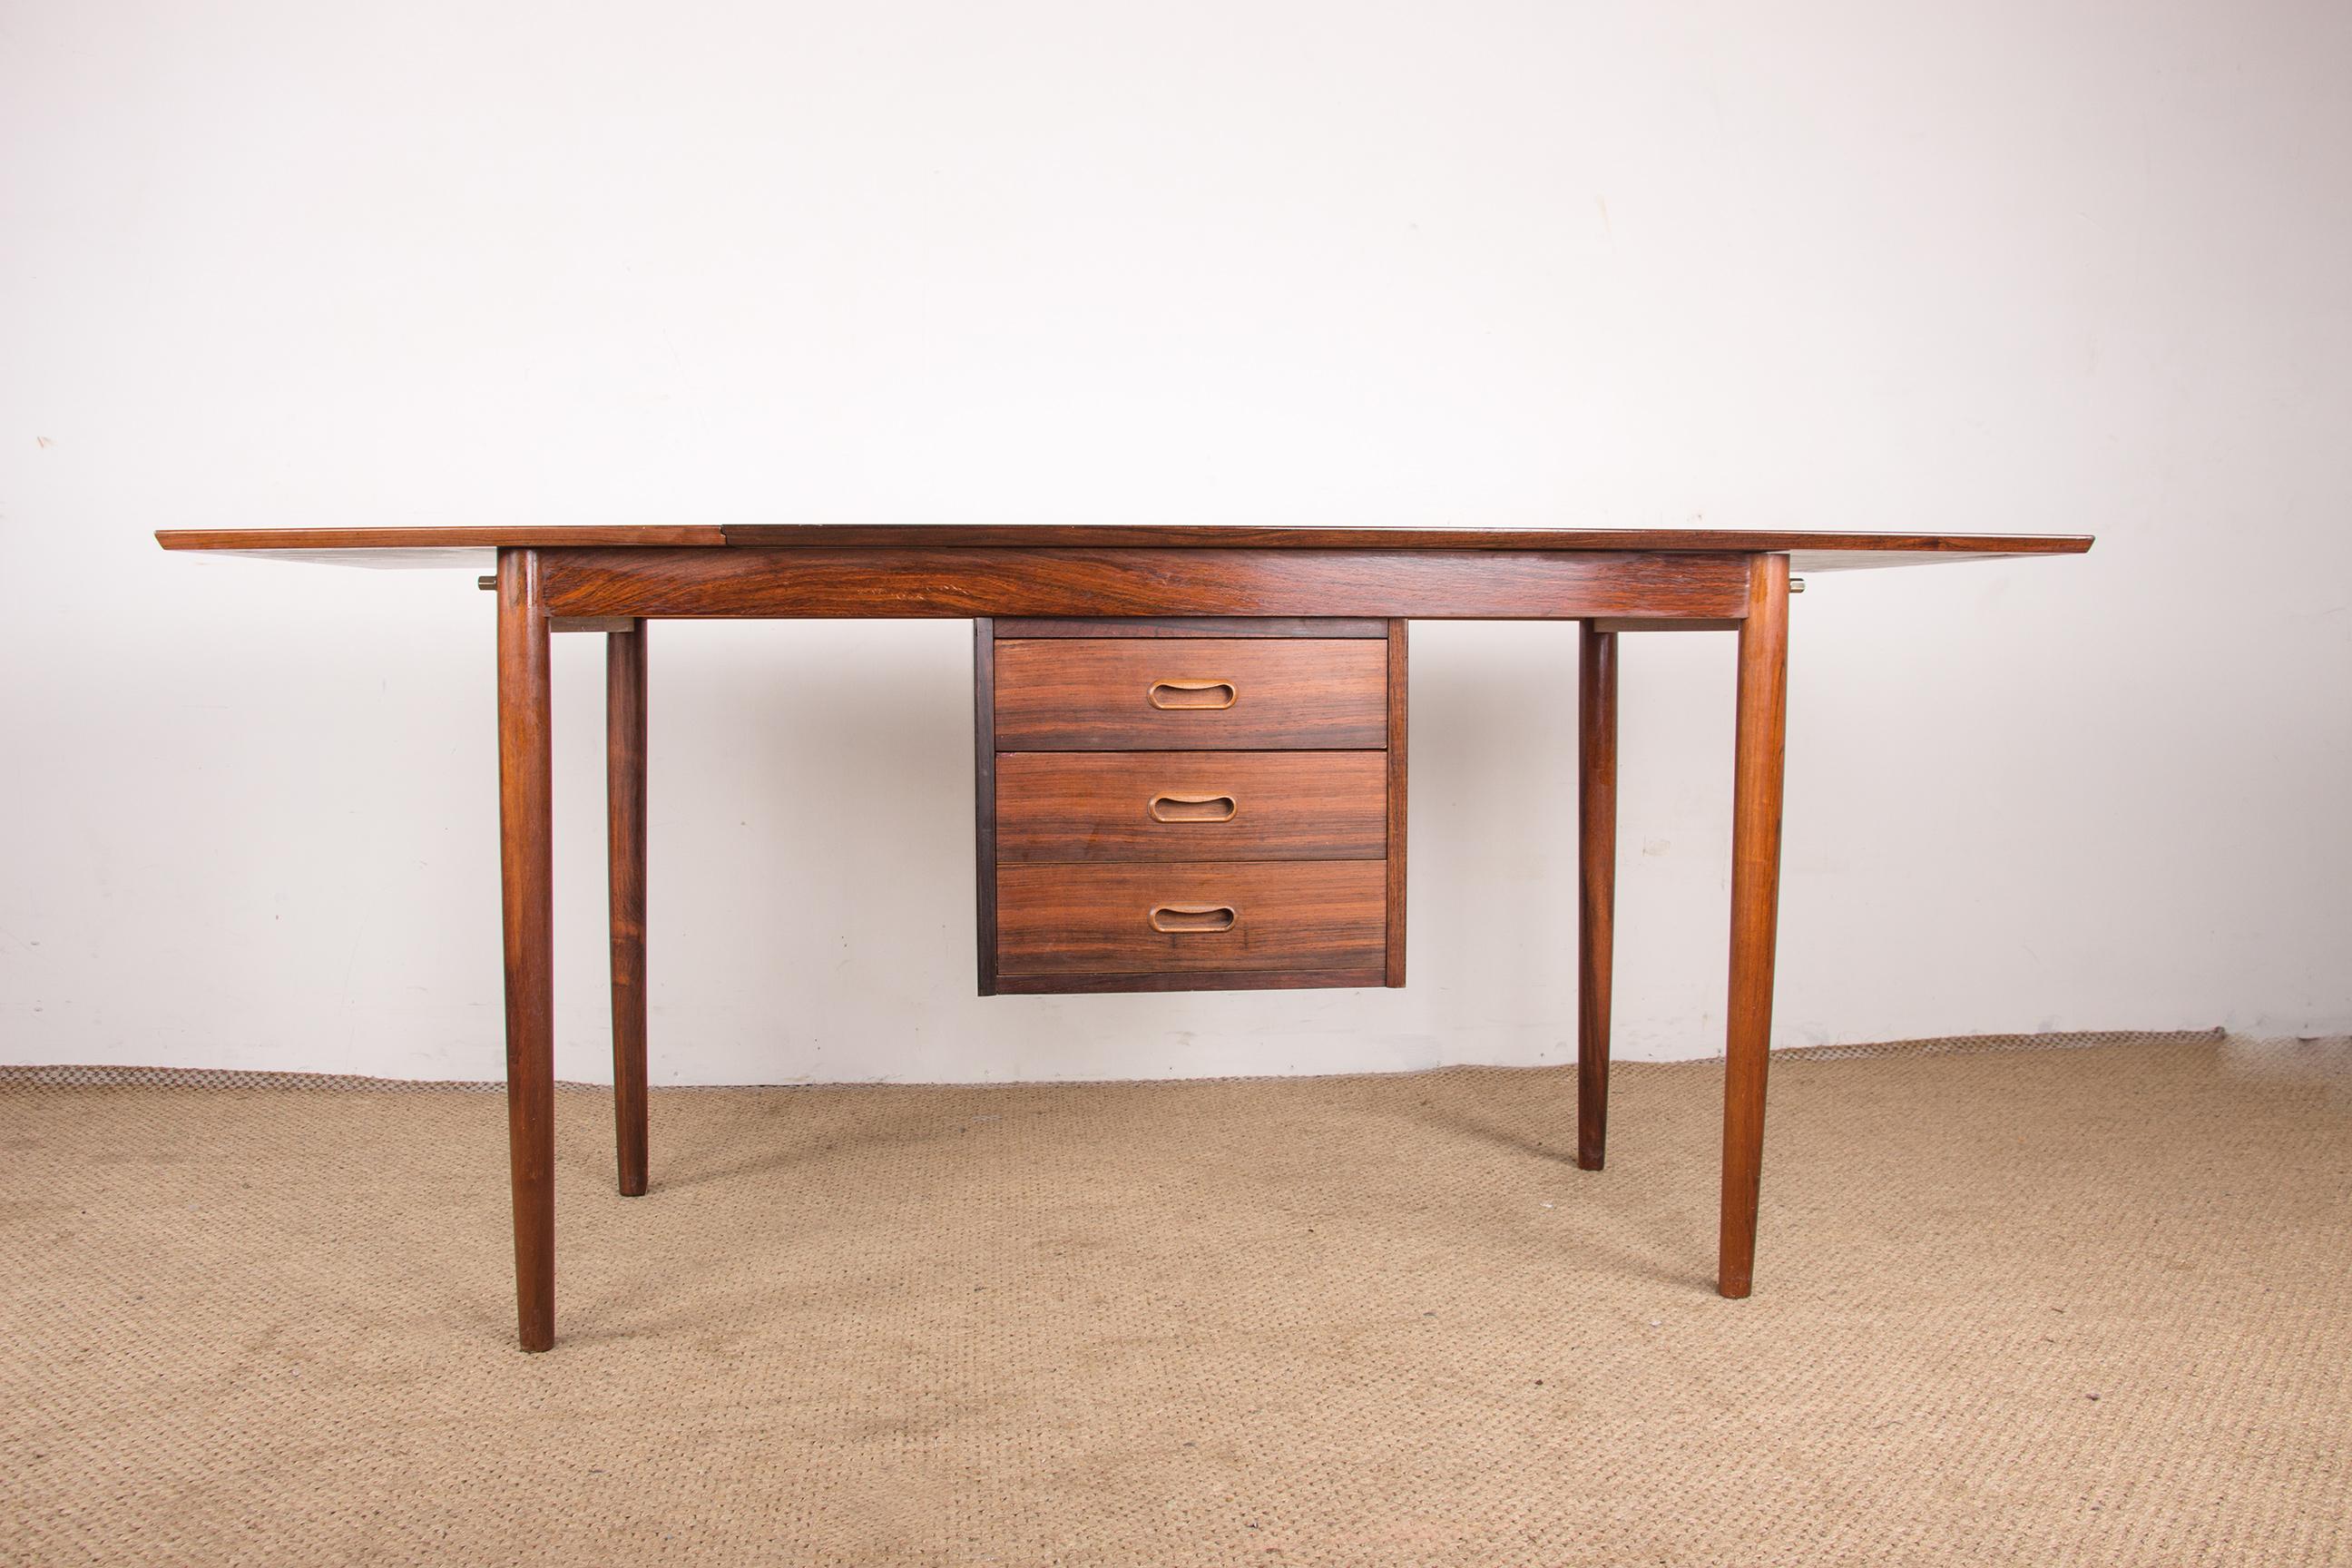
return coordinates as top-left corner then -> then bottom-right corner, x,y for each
155,524 -> 2092,575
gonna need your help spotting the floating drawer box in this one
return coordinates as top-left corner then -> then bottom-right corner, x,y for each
976,618 -> 1406,995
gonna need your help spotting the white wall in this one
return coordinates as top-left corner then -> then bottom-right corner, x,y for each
4,0 -> 2346,1083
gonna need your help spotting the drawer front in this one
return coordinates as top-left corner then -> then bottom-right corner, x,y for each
994,639 -> 1387,750
996,860 -> 1385,975
995,750 -> 1386,863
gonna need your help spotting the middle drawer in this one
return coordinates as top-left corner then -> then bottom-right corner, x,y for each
995,750 -> 1387,863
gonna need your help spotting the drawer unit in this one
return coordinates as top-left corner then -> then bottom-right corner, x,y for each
976,617 -> 1406,995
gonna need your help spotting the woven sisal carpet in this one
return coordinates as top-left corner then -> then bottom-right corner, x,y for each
4,1034 -> 2347,1566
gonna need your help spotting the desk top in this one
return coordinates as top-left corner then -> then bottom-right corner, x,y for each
154,524 -> 2092,574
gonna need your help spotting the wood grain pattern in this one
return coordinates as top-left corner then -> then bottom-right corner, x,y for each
996,860 -> 1386,975
997,617 -> 1389,639
1719,554 -> 1790,1298
1385,620 -> 1408,988
606,622 -> 648,1199
535,548 -> 1756,621
995,750 -> 1387,862
495,548 -> 555,1353
994,639 -> 1389,750
977,618 -> 1406,995
1577,622 -> 1617,1171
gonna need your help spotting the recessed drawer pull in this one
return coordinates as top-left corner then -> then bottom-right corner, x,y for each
1147,680 -> 1238,711
1149,904 -> 1238,934
1148,792 -> 1239,824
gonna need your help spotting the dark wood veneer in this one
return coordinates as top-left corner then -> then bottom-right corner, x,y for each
535,548 -> 1753,621
154,522 -> 2093,1349
495,549 -> 555,1353
974,619 -> 1000,996
606,622 -> 648,1198
157,524 -> 2093,576
998,616 -> 1389,639
994,638 -> 1389,751
1577,622 -> 1616,1171
714,525 -> 2092,563
1385,620 -> 1408,988
1719,554 -> 1791,1298
976,615 -> 1406,996
995,750 -> 1387,862
997,860 -> 1387,976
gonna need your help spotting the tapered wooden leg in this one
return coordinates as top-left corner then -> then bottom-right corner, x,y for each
496,548 -> 556,1351
1719,554 -> 1789,1298
607,622 -> 649,1198
1577,622 -> 1618,1171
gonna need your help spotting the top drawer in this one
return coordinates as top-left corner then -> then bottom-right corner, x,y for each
994,639 -> 1388,750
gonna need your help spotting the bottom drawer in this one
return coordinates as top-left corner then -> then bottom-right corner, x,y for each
995,860 -> 1385,979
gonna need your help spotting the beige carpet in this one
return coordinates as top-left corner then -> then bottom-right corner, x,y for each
4,1034 -> 2347,1567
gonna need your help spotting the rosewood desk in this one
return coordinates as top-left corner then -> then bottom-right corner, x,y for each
156,525 -> 2092,1351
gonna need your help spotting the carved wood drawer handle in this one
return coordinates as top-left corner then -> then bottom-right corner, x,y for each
1147,680 -> 1238,710
1149,793 -> 1239,824
1149,904 -> 1238,934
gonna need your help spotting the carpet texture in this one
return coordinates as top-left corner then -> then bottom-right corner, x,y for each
3,1034 -> 2347,1567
